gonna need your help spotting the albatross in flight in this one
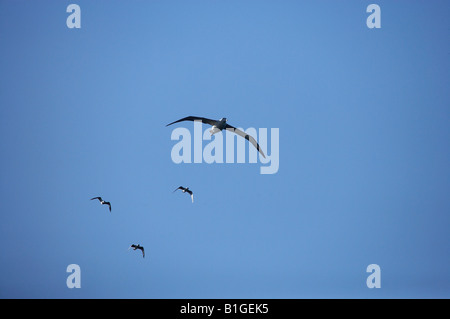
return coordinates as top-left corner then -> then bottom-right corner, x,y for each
129,244 -> 145,258
173,186 -> 194,203
166,116 -> 266,158
90,196 -> 111,212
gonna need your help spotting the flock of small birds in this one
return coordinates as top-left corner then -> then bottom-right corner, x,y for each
89,116 -> 264,259
90,185 -> 193,259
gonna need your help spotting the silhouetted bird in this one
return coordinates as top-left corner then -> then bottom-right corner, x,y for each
90,196 -> 111,212
129,244 -> 145,258
173,186 -> 194,203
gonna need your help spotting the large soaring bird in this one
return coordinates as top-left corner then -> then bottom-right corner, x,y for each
166,116 -> 266,158
90,196 -> 111,212
173,186 -> 194,203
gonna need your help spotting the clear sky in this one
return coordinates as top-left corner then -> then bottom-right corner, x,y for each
0,0 -> 449,298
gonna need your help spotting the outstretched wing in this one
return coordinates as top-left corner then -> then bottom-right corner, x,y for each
225,124 -> 266,158
141,247 -> 145,258
91,197 -> 102,201
105,202 -> 111,212
173,186 -> 184,192
166,116 -> 217,127
183,189 -> 194,203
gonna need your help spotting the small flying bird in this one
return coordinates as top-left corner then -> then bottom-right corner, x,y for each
129,244 -> 145,258
90,196 -> 111,212
173,186 -> 194,203
166,116 -> 266,158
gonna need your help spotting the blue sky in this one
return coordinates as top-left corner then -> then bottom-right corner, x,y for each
0,0 -> 449,298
